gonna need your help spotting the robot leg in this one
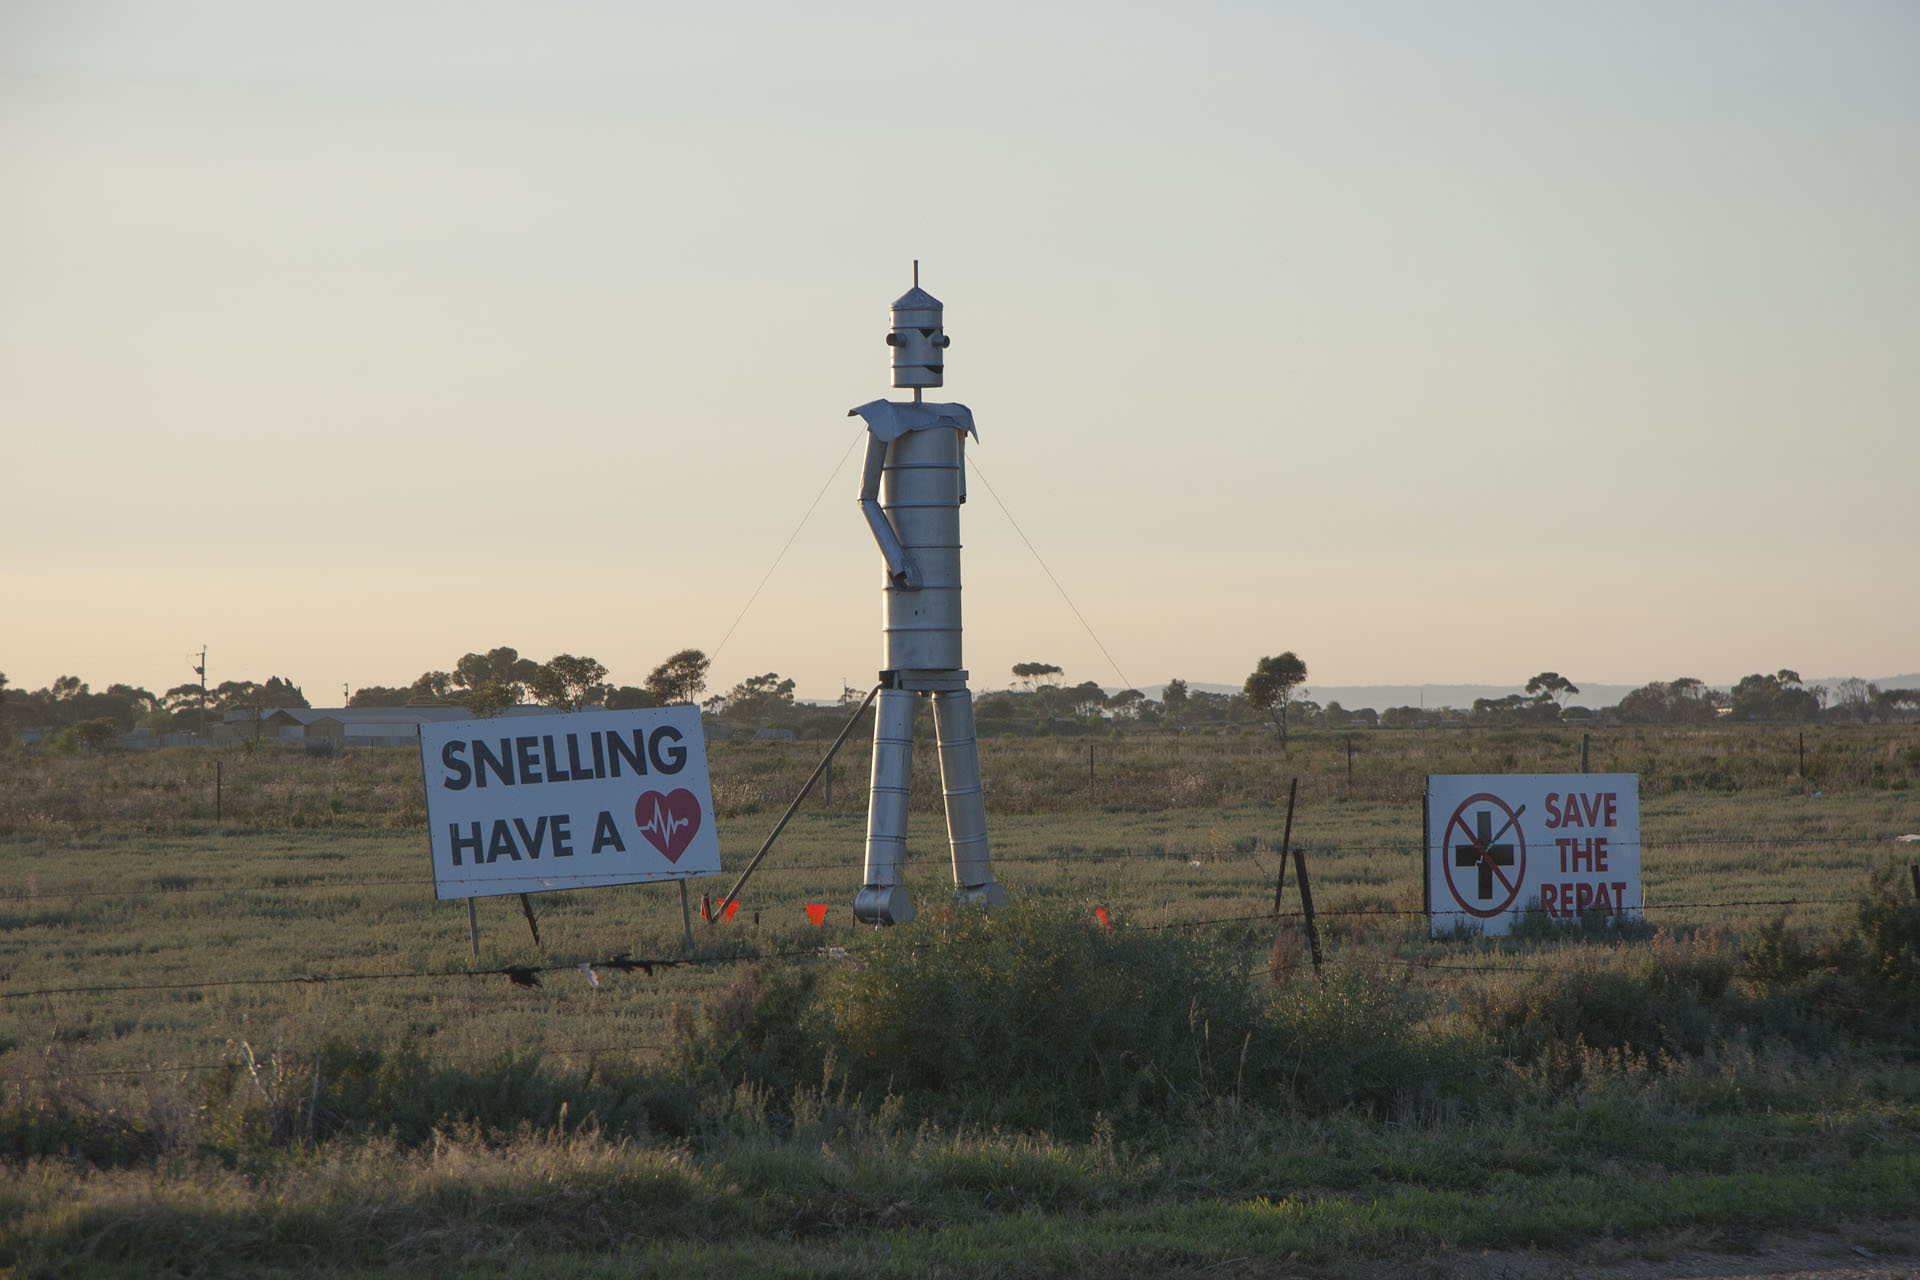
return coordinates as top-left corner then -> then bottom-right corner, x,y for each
854,687 -> 916,925
934,688 -> 1009,908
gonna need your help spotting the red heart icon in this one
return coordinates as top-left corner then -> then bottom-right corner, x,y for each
633,789 -> 702,862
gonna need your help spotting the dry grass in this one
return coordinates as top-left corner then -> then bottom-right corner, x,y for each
4,722 -> 1914,836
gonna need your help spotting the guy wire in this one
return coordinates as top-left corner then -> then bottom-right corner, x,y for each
709,424 -> 867,667
966,450 -> 1134,692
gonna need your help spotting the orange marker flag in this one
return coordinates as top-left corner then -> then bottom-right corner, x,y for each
804,904 -> 828,926
720,899 -> 740,922
1095,908 -> 1110,928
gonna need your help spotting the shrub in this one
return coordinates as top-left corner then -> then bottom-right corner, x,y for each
1458,950 -> 1719,1072
1257,967 -> 1491,1117
1741,859 -> 1920,1043
824,901 -> 1263,1131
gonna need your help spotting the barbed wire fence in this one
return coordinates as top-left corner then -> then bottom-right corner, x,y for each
7,770 -> 1916,1089
4,832 -> 1907,902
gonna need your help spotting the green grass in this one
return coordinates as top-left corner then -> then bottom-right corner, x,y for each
7,1101 -> 1917,1277
2,727 -> 1918,1276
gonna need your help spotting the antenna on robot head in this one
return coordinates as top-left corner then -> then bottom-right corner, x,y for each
912,259 -> 918,288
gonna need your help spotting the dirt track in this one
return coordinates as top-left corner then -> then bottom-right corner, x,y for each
1424,1220 -> 1920,1279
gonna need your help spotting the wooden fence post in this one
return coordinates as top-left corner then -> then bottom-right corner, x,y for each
1293,840 -> 1323,978
1271,777 -> 1298,916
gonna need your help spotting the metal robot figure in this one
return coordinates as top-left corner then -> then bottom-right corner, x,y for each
849,273 -> 1009,926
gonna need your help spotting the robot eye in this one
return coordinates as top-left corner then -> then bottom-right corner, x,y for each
932,334 -> 951,349
885,332 -> 903,347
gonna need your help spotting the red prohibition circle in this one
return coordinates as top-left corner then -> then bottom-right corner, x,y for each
1441,792 -> 1527,918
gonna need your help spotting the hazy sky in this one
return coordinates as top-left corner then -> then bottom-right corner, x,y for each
4,1 -> 1914,705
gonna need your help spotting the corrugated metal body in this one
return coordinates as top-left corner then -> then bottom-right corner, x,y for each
880,426 -> 964,672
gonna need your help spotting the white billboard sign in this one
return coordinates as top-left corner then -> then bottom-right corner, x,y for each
419,706 -> 721,901
1425,774 -> 1641,937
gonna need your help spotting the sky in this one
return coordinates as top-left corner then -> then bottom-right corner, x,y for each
3,0 -> 1915,707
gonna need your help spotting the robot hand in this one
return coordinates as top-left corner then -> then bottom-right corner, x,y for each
891,557 -> 924,591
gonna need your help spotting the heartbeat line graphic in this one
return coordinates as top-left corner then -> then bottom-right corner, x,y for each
637,799 -> 692,841
634,788 -> 701,861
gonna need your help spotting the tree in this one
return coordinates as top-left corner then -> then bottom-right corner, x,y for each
1613,677 -> 1726,725
1106,688 -> 1146,719
1525,672 -> 1579,709
1730,670 -> 1819,722
530,654 -> 610,712
1831,677 -> 1879,723
162,683 -> 204,715
90,684 -> 159,731
261,676 -> 308,709
646,649 -> 710,706
75,717 -> 120,753
710,672 -> 797,724
409,671 -> 456,704
1160,678 -> 1189,725
1243,652 -> 1309,746
464,679 -> 520,719
210,680 -> 265,712
605,686 -> 658,711
105,684 -> 158,714
1012,662 -> 1063,691
1471,694 -> 1558,726
348,686 -> 412,708
452,647 -> 539,707
1063,680 -> 1107,719
1878,688 -> 1920,722
410,647 -> 543,715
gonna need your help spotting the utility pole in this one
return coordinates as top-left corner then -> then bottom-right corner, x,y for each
191,646 -> 208,743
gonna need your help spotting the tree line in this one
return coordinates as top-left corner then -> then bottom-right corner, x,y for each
3,650 -> 1914,749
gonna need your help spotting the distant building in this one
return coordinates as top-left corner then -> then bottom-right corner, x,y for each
210,705 -> 550,748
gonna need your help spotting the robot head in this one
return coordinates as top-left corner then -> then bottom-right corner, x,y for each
887,284 -> 949,389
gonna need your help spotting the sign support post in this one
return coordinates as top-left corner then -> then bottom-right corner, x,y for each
519,893 -> 542,951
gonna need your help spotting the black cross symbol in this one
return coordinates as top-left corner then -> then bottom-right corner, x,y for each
1454,810 -> 1515,900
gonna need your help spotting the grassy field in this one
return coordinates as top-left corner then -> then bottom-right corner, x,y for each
3,726 -> 1918,1277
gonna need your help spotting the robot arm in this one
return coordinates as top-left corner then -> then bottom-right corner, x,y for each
858,433 -> 923,590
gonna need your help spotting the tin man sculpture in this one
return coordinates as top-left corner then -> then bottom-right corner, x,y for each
848,270 -> 1009,925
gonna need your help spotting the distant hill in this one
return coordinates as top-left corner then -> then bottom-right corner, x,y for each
1140,674 -> 1920,714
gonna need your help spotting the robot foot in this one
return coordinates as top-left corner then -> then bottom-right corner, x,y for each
955,880 -> 1010,910
853,884 -> 915,926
